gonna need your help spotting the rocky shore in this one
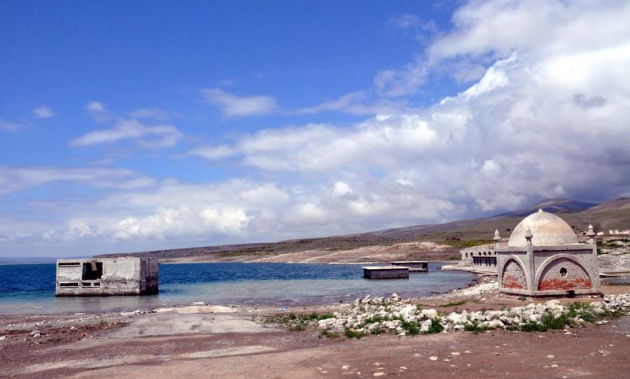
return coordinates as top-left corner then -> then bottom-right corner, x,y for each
313,290 -> 630,336
2,280 -> 630,378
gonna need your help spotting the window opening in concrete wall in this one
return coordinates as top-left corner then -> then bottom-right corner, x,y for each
560,267 -> 568,277
58,262 -> 80,267
82,262 -> 103,280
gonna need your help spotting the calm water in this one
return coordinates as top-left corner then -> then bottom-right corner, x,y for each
0,262 -> 476,315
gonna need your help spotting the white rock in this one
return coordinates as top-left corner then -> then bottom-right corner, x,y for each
529,314 -> 539,323
318,318 -> 337,329
446,312 -> 467,324
484,310 -> 502,321
420,320 -> 433,333
486,319 -> 505,329
399,305 -> 416,317
420,309 -> 438,320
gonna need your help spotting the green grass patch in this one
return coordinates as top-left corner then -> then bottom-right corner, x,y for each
391,316 -> 421,335
464,321 -> 491,334
540,313 -> 569,330
304,312 -> 335,321
370,327 -> 384,335
344,328 -> 366,339
402,320 -> 421,335
266,311 -> 336,330
361,314 -> 391,326
520,321 -> 548,332
517,303 -> 628,333
439,239 -> 494,249
425,318 -> 444,334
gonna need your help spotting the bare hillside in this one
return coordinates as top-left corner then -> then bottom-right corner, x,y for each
95,197 -> 630,263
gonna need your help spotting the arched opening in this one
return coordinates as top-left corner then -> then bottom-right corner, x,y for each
538,258 -> 592,291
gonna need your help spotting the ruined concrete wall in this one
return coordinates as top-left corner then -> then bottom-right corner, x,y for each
56,261 -> 83,281
56,257 -> 159,296
139,258 -> 159,294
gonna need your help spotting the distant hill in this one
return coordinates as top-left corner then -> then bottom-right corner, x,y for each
95,197 -> 630,261
96,234 -> 397,260
578,197 -> 630,231
494,198 -> 599,218
375,197 -> 629,242
0,257 -> 58,265
586,197 -> 630,212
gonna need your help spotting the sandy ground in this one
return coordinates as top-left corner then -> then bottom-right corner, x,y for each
2,281 -> 630,378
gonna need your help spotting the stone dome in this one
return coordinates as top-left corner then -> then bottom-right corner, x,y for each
508,209 -> 579,247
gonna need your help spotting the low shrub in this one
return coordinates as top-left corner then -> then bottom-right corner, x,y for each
289,324 -> 306,332
540,313 -> 569,330
464,321 -> 491,334
425,318 -> 444,334
344,328 -> 366,339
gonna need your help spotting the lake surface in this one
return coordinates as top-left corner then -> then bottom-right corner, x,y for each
0,262 -> 477,315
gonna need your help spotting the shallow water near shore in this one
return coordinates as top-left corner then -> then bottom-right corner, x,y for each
0,262 -> 476,314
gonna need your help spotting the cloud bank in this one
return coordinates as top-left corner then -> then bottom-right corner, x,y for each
2,0 -> 630,257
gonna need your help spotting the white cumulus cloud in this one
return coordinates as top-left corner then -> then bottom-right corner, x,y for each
4,0 -> 630,258
200,88 -> 278,117
32,105 -> 55,119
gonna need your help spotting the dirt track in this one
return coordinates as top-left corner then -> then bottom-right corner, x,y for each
2,284 -> 630,378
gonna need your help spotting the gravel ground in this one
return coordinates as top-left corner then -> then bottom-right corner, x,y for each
2,282 -> 630,378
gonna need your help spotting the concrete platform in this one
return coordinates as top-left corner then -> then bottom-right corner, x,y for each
391,261 -> 428,272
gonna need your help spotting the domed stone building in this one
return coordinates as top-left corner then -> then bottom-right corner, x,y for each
496,209 -> 601,297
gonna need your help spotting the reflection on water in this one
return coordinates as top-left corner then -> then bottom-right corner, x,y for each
0,262 -> 477,314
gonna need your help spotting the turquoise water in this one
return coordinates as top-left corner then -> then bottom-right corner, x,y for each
0,262 -> 476,314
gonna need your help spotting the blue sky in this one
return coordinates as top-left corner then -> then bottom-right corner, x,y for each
2,0 -> 630,257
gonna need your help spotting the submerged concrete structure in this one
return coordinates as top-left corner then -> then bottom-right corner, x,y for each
496,209 -> 601,297
56,257 -> 159,296
391,261 -> 429,272
363,266 -> 410,279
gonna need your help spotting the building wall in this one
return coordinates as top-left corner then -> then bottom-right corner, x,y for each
502,258 -> 528,290
460,245 -> 498,272
537,257 -> 592,291
497,246 -> 600,296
